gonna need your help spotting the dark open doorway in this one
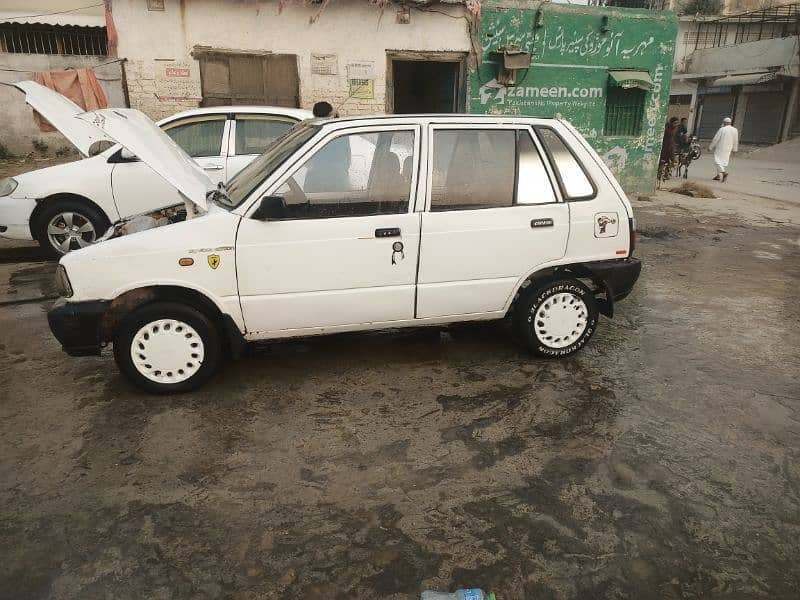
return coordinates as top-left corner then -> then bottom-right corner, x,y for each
387,52 -> 466,114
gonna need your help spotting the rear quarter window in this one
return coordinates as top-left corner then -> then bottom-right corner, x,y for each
535,127 -> 596,200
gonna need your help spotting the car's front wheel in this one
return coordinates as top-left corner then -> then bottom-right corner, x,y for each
514,278 -> 599,358
34,199 -> 110,258
113,301 -> 222,394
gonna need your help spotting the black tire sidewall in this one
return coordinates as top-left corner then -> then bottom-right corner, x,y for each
34,199 -> 110,258
517,279 -> 598,358
113,301 -> 222,394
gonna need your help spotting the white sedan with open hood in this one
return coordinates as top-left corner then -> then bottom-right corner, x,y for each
0,81 -> 311,256
48,106 -> 641,394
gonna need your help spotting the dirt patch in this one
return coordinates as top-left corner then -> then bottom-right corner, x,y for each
669,181 -> 716,198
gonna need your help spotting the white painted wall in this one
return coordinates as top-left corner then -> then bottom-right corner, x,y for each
0,56 -> 126,156
112,0 -> 471,120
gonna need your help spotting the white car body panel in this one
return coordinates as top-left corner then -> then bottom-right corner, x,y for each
60,204 -> 244,328
13,80 -> 110,157
76,108 -> 215,210
0,82 -> 312,244
54,115 -> 636,361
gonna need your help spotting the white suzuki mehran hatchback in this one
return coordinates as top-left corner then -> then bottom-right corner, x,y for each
48,106 -> 640,393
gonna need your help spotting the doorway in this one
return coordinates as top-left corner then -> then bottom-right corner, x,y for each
387,52 -> 466,114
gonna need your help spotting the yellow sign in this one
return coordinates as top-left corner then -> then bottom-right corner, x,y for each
349,78 -> 374,100
207,254 -> 220,270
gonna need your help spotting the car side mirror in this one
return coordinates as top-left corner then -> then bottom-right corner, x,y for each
119,147 -> 137,161
251,195 -> 288,221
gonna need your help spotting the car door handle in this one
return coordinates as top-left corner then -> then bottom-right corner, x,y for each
531,218 -> 554,228
375,227 -> 401,238
203,164 -> 224,171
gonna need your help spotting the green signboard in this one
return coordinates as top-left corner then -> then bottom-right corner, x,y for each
470,2 -> 678,193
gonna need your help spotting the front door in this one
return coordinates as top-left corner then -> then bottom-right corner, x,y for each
111,114 -> 228,218
416,125 -> 570,318
236,125 -> 421,335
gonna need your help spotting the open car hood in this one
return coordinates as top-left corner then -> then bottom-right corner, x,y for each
76,108 -> 215,210
13,80 -> 112,157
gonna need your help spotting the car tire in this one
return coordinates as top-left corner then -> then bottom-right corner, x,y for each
34,199 -> 110,258
113,301 -> 222,394
514,278 -> 599,358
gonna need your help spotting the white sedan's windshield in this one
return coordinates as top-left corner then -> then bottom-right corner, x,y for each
221,122 -> 319,208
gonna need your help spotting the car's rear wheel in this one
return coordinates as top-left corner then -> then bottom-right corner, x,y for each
34,199 -> 109,258
514,278 -> 599,358
113,301 -> 222,394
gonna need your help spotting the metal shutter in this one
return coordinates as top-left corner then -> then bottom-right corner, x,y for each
697,93 -> 735,139
741,93 -> 785,144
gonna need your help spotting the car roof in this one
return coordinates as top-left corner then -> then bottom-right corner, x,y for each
157,105 -> 314,125
307,113 -> 562,129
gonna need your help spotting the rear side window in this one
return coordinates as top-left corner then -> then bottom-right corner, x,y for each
235,115 -> 295,155
517,131 -> 557,205
431,130 -> 515,211
536,127 -> 595,200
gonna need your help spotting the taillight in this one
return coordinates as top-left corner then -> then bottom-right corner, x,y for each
629,217 -> 636,256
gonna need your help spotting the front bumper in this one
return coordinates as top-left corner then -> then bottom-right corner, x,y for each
584,257 -> 642,301
0,196 -> 37,240
48,298 -> 110,357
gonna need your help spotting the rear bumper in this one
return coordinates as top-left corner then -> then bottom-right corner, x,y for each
584,257 -> 641,301
48,298 -> 110,356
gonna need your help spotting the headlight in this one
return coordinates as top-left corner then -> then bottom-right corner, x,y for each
55,265 -> 73,298
0,177 -> 18,197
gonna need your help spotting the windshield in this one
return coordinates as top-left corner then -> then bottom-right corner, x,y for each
220,122 -> 319,208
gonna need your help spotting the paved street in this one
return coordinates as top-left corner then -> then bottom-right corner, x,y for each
1,160 -> 799,599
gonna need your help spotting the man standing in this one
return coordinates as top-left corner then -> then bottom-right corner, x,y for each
709,117 -> 739,182
676,117 -> 689,150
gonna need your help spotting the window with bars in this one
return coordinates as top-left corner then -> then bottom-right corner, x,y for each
0,24 -> 108,56
604,87 -> 646,137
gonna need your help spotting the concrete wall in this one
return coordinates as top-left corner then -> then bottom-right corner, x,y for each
471,2 -> 678,194
686,35 -> 800,76
112,0 -> 471,120
0,55 -> 126,156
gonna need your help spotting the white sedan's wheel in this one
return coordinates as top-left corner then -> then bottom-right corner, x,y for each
534,292 -> 588,349
47,211 -> 97,253
130,319 -> 205,384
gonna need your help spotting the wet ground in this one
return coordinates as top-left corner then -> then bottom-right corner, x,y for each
1,171 -> 799,598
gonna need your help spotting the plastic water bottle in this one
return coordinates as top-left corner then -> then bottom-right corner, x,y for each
421,589 -> 496,600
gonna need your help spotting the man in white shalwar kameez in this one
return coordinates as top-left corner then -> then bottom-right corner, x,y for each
709,117 -> 738,182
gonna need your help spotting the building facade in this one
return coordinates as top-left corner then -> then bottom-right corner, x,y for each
471,1 -> 677,192
1,0 -> 678,192
0,1 -> 126,156
668,3 -> 800,143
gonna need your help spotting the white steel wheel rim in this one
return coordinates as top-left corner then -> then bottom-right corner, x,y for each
47,212 -> 96,254
130,319 -> 204,384
534,292 -> 588,349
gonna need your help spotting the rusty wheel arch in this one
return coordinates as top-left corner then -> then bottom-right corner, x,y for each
100,285 -> 246,358
506,264 -> 612,319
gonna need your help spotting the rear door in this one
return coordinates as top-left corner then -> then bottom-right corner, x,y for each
416,124 -> 570,319
235,124 -> 422,335
162,114 -> 230,183
226,113 -> 298,178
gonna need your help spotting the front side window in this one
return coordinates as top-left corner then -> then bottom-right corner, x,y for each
536,127 -> 595,200
274,129 -> 415,219
235,115 -> 296,155
431,129 -> 515,211
162,116 -> 226,157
